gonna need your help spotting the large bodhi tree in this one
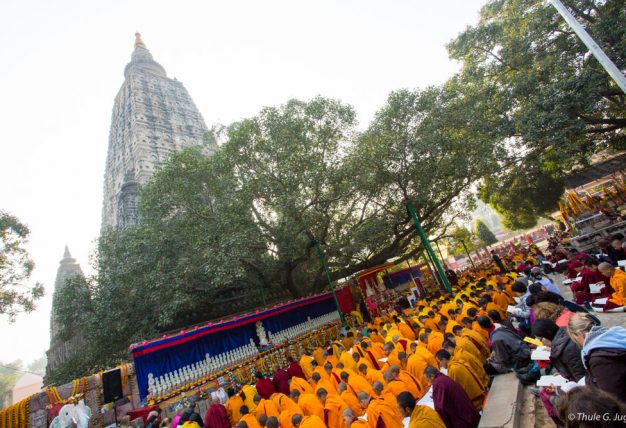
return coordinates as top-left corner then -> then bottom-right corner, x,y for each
50,95 -> 499,381
448,0 -> 626,228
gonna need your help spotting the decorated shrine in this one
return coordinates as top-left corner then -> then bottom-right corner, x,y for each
131,288 -> 354,400
0,288 -> 355,427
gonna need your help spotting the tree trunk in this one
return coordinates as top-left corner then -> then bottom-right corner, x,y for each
283,267 -> 302,298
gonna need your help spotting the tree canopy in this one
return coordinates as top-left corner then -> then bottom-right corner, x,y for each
475,219 -> 498,246
449,0 -> 626,228
0,211 -> 44,321
50,0 -> 626,383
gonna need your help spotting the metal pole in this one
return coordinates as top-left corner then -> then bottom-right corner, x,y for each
435,240 -> 446,266
461,239 -> 476,269
405,202 -> 452,292
548,0 -> 626,94
312,240 -> 347,327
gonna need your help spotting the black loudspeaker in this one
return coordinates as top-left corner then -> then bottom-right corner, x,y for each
102,368 -> 123,403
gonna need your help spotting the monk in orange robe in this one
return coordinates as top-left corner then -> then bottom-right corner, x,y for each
427,331 -> 444,355
290,390 -> 325,420
313,347 -> 326,366
239,406 -> 262,428
436,349 -> 485,410
359,394 -> 403,428
358,364 -> 383,386
298,353 -> 314,380
316,387 -> 348,428
341,371 -> 374,396
225,389 -> 245,426
338,382 -> 364,417
290,376 -> 314,394
254,395 -> 280,419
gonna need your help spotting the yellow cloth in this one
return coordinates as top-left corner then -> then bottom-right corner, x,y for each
299,415 -> 327,428
255,398 -> 280,419
398,370 -> 423,399
226,395 -> 244,425
340,351 -> 358,372
610,268 -> 626,306
313,347 -> 326,366
242,384 -> 258,413
363,368 -> 384,386
300,354 -> 314,379
298,392 -> 325,419
347,373 -> 374,396
447,358 -> 485,410
427,332 -> 444,355
398,323 -> 416,341
383,379 -> 410,397
291,376 -> 314,394
323,394 -> 349,428
341,390 -> 364,417
367,397 -> 403,428
454,346 -> 489,386
408,405 -> 446,428
239,413 -> 262,428
314,378 -> 338,396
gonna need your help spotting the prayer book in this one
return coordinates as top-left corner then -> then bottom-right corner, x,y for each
531,346 -> 551,361
537,375 -> 568,387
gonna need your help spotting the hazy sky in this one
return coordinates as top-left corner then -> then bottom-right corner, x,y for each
0,0 -> 486,365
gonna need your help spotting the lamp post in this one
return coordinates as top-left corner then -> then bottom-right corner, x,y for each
460,239 -> 476,269
405,201 -> 452,292
312,239 -> 347,327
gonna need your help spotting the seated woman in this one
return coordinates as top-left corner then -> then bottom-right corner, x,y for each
567,313 -> 626,397
532,319 -> 586,426
533,302 -> 574,328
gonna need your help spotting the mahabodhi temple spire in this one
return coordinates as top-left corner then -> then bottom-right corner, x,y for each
101,33 -> 212,229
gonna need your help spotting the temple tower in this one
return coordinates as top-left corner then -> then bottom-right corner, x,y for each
46,246 -> 84,376
101,33 -> 211,229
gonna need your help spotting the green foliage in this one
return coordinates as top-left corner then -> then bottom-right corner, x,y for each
444,226 -> 480,257
475,219 -> 498,246
0,211 -> 44,321
0,360 -> 22,408
51,94 -> 499,379
448,0 -> 626,226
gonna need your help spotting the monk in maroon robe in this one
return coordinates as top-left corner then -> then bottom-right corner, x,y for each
287,357 -> 305,379
273,366 -> 290,395
203,399 -> 229,428
255,372 -> 276,399
425,366 -> 480,428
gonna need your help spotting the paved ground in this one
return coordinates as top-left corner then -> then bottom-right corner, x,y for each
518,272 -> 626,427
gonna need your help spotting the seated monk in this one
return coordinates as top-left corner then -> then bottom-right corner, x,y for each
340,371 -> 373,396
338,382 -> 364,417
391,364 -> 423,400
310,372 -> 337,395
225,387 -> 245,426
290,389 -> 324,420
290,376 -> 314,394
238,405 -> 262,428
443,339 -> 489,387
358,363 -> 383,386
254,394 -> 280,419
316,387 -> 348,428
342,408 -> 369,428
291,413 -> 326,428
397,391 -> 445,428
357,392 -> 403,428
436,349 -> 485,411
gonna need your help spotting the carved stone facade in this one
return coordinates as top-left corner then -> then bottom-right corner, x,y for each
46,247 -> 84,375
101,33 -> 211,229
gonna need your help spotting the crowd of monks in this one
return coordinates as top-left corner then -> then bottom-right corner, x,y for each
201,257 -> 530,428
